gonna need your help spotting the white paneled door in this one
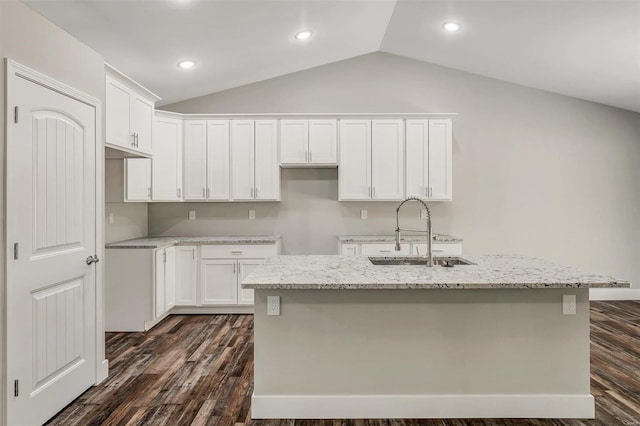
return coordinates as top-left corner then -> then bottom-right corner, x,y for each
6,65 -> 98,425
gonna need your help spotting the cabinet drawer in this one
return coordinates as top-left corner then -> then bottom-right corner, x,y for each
200,244 -> 277,259
413,243 -> 462,256
360,243 -> 411,256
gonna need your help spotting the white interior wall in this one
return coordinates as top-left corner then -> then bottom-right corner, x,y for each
157,52 -> 640,288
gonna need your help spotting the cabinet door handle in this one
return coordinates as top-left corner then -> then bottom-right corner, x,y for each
380,249 -> 391,253
148,187 -> 151,197
233,263 -> 236,274
250,187 -> 253,198
231,250 -> 243,255
177,188 -> 181,198
131,133 -> 136,147
430,187 -> 433,197
373,187 -> 376,198
255,187 -> 258,198
135,133 -> 139,147
309,151 -> 312,162
202,187 -> 205,198
206,187 -> 210,198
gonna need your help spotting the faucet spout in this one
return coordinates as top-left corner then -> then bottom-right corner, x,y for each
395,196 -> 433,267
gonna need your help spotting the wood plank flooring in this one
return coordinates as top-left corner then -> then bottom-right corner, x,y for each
47,301 -> 640,426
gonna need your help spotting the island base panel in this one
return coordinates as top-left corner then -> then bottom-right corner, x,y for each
252,288 -> 593,419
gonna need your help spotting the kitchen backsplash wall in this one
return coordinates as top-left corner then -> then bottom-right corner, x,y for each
153,52 -> 640,287
148,168 -> 451,255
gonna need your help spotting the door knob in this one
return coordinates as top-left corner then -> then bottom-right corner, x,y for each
86,255 -> 100,265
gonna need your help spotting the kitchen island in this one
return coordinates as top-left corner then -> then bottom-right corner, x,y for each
242,254 -> 629,420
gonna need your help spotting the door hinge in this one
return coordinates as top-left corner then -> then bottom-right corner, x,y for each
14,106 -> 19,124
13,243 -> 19,260
14,380 -> 19,397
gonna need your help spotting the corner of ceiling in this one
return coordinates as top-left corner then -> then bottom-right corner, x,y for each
377,0 -> 399,52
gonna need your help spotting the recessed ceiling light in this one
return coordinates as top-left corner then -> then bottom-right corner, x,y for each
178,60 -> 196,69
295,30 -> 312,41
442,22 -> 462,32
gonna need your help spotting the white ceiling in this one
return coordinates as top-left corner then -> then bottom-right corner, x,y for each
25,0 -> 640,112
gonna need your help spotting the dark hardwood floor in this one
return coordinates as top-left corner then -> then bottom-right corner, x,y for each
47,301 -> 640,426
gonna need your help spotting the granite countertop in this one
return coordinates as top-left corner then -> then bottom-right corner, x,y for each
242,254 -> 630,290
106,235 -> 281,249
339,234 -> 463,244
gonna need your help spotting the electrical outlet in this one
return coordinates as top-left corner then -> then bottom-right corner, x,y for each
108,213 -> 114,225
249,210 -> 256,220
267,296 -> 280,316
420,209 -> 428,219
189,210 -> 196,220
562,294 -> 576,315
360,209 -> 368,220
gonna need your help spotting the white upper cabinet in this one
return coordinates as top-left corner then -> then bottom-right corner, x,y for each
231,120 -> 255,200
152,115 -> 183,201
339,120 -> 371,200
207,120 -> 231,200
371,119 -> 404,200
131,95 -> 153,154
125,158 -> 151,202
254,120 -> 280,200
280,120 -> 308,164
405,119 -> 429,199
105,67 -> 159,156
280,119 -> 337,166
105,76 -> 131,149
339,119 -> 403,201
308,119 -> 337,165
406,119 -> 452,201
428,119 -> 453,200
183,120 -> 208,200
231,120 -> 280,201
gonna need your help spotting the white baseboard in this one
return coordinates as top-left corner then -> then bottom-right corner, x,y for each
96,359 -> 109,384
251,393 -> 594,419
590,288 -> 640,301
171,306 -> 254,314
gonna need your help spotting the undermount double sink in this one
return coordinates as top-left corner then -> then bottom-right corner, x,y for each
369,256 -> 475,267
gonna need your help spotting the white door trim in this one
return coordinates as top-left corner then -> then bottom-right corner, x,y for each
2,58 -> 107,425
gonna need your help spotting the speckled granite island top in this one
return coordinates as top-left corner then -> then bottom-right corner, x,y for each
242,254 -> 630,289
106,235 -> 281,249
339,234 -> 462,243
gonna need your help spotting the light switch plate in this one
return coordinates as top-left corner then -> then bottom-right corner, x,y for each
108,213 -> 114,225
249,210 -> 256,220
360,209 -> 368,220
189,211 -> 196,220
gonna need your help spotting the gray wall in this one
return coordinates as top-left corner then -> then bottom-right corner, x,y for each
0,0 -> 106,418
157,52 -> 640,287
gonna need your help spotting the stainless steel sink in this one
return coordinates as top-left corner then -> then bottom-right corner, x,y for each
369,256 -> 475,266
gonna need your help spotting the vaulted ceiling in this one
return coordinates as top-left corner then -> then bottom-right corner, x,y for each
25,0 -> 640,112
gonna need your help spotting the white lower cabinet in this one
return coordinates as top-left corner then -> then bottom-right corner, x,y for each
175,246 -> 198,306
106,241 -> 280,330
106,246 -> 175,332
201,259 -> 238,305
154,246 -> 176,319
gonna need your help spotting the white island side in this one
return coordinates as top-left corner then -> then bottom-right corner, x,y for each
242,254 -> 630,420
